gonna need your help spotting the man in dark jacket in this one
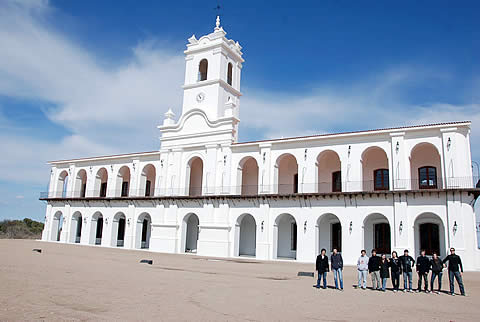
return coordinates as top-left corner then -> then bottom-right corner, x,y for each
416,249 -> 431,293
430,252 -> 443,293
368,249 -> 381,290
315,248 -> 329,289
399,249 -> 415,292
443,248 -> 465,296
330,248 -> 343,290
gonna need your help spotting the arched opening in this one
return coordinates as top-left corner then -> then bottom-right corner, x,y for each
198,59 -> 208,81
316,150 -> 341,193
276,154 -> 298,194
112,213 -> 126,247
183,213 -> 199,253
136,213 -> 152,249
316,214 -> 342,255
363,213 -> 391,255
70,212 -> 82,243
116,166 -> 131,197
140,164 -> 156,197
74,169 -> 87,197
235,214 -> 256,257
410,142 -> 442,189
90,212 -> 103,245
187,157 -> 203,196
274,214 -> 297,259
238,157 -> 259,195
56,170 -> 69,198
414,213 -> 446,257
361,147 -> 389,191
95,168 -> 108,197
227,62 -> 233,86
50,211 -> 63,241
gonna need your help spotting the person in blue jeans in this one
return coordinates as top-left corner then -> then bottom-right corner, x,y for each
443,247 -> 465,296
399,249 -> 415,292
357,250 -> 369,290
330,248 -> 343,290
315,248 -> 329,289
430,252 -> 444,294
380,254 -> 390,292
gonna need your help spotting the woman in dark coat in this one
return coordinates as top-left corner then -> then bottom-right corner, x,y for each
380,254 -> 390,291
389,251 -> 402,292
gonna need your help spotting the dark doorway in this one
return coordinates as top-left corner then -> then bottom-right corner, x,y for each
374,223 -> 391,254
141,219 -> 148,248
291,222 -> 297,251
95,217 -> 103,245
117,218 -> 126,247
331,222 -> 342,252
75,218 -> 82,243
420,223 -> 440,255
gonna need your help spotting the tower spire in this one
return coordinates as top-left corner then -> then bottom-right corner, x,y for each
215,15 -> 221,31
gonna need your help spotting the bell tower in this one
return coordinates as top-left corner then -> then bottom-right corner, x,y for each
159,16 -> 244,148
182,16 -> 244,121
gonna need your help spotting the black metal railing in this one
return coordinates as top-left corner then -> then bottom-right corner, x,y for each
39,176 -> 479,199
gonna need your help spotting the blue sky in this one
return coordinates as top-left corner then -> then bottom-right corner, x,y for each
0,0 -> 479,221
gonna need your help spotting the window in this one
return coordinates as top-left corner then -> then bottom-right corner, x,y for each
121,182 -> 129,197
291,222 -> 297,251
145,180 -> 151,197
374,169 -> 389,190
418,166 -> 437,189
332,171 -> 341,192
100,182 -> 107,197
227,63 -> 233,86
198,59 -> 208,81
81,183 -> 86,198
293,173 -> 298,193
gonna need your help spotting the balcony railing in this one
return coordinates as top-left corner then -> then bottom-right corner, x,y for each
40,176 -> 479,199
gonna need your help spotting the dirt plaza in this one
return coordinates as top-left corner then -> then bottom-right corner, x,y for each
1,240 -> 479,321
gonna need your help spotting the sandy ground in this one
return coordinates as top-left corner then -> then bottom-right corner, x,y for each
0,240 -> 479,321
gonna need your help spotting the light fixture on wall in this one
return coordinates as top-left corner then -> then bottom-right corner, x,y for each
349,221 -> 353,233
127,218 -> 131,226
396,142 -> 400,153
261,220 -> 264,232
262,152 -> 266,163
453,221 -> 458,234
83,217 -> 87,223
160,159 -> 164,168
447,137 -> 452,151
304,221 -> 307,232
304,149 -> 308,161
348,145 -> 351,157
105,218 -> 108,225
399,221 -> 403,234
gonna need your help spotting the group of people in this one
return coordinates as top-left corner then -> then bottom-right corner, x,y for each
315,247 -> 466,296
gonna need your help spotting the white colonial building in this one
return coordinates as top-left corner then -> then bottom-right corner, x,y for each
41,17 -> 480,270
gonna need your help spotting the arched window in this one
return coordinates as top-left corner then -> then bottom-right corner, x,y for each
374,169 -> 389,190
198,59 -> 208,81
418,166 -> 437,189
227,62 -> 233,86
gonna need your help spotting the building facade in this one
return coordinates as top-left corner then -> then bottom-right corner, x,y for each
41,17 -> 480,270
